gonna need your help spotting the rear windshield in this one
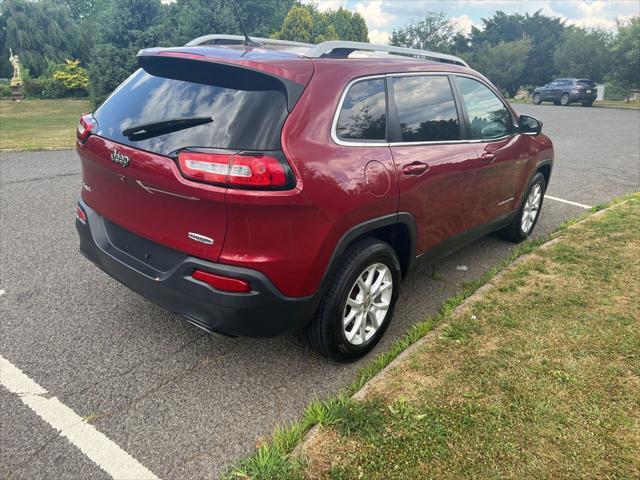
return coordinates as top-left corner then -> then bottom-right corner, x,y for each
93,68 -> 289,155
577,80 -> 596,87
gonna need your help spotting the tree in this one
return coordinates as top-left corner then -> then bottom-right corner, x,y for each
87,0 -> 166,105
610,17 -> 640,99
238,0 -> 296,38
87,44 -> 136,105
1,0 -> 83,77
390,11 -> 455,52
469,10 -> 565,87
169,0 -> 238,46
275,6 -> 313,43
553,27 -> 612,82
465,38 -> 532,95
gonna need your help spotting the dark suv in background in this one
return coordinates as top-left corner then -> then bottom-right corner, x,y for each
532,78 -> 597,106
75,36 -> 553,361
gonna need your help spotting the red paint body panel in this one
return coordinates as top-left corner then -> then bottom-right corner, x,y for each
391,144 -> 479,253
78,136 -> 227,262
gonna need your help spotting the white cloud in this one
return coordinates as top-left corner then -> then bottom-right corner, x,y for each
576,0 -> 607,17
355,1 -> 396,29
449,14 -> 475,35
368,29 -> 391,45
567,15 -> 616,29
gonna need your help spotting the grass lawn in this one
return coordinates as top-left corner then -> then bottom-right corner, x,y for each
0,98 -> 91,151
226,195 -> 640,479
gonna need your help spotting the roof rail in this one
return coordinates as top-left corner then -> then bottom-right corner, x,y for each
186,34 -> 313,49
304,41 -> 469,67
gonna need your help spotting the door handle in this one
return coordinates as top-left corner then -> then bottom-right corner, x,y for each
402,162 -> 429,176
480,153 -> 496,163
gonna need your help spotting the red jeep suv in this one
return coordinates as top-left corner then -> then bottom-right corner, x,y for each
75,37 -> 553,361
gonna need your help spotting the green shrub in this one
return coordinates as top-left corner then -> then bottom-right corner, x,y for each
24,77 -> 67,99
53,59 -> 90,94
604,81 -> 628,101
0,82 -> 11,98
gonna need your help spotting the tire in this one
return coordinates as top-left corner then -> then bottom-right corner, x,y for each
582,101 -> 593,107
306,237 -> 401,362
499,173 -> 546,243
560,93 -> 570,106
532,93 -> 542,105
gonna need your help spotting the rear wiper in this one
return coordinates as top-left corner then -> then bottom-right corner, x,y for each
122,116 -> 213,141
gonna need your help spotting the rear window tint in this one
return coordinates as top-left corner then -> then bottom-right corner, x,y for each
94,68 -> 288,155
336,78 -> 387,142
391,75 -> 460,142
577,80 -> 596,87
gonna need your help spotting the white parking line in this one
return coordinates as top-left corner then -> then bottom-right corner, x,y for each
0,355 -> 159,480
545,195 -> 592,210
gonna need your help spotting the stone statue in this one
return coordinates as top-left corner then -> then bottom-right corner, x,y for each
9,48 -> 23,88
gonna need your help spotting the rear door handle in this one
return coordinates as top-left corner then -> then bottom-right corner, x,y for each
402,162 -> 429,176
480,153 -> 496,163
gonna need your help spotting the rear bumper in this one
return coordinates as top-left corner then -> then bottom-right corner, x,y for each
76,200 -> 317,337
570,92 -> 597,102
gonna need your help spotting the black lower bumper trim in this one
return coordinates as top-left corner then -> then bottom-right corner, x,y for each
76,200 -> 318,337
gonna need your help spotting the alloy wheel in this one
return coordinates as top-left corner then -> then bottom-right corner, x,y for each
521,183 -> 542,233
342,263 -> 393,346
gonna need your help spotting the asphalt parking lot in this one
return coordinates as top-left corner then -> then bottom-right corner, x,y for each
1,103 -> 639,479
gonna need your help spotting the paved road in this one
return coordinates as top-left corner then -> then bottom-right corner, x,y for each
1,104 -> 639,479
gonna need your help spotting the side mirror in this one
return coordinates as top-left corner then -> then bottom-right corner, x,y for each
519,114 -> 542,136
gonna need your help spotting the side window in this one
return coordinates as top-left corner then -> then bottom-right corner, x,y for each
456,76 -> 514,140
336,78 -> 386,142
391,75 -> 460,142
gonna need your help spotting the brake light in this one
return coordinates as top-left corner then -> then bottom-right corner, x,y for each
192,269 -> 252,293
178,151 -> 287,188
76,113 -> 97,143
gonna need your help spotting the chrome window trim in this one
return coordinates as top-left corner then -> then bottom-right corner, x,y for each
331,72 -> 518,148
331,74 -> 390,147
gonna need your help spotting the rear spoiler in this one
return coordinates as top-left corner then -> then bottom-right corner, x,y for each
137,49 -> 306,111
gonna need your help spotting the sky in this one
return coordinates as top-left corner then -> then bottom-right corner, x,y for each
302,0 -> 640,44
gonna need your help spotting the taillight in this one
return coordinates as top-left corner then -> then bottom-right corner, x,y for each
76,113 -> 97,144
177,151 -> 288,189
192,269 -> 252,293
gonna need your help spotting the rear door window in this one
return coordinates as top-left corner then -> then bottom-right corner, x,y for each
456,76 -> 514,140
390,75 -> 460,142
94,68 -> 289,155
335,78 -> 387,142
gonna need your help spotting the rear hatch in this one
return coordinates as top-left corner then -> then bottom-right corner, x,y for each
78,49 -> 310,262
576,79 -> 596,93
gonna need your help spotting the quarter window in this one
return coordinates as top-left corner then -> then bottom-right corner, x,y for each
456,76 -> 514,140
336,78 -> 387,142
391,75 -> 460,142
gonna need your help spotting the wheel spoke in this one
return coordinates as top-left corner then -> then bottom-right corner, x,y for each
359,311 -> 367,341
347,297 -> 363,309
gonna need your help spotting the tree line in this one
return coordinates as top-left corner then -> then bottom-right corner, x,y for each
1,1 -> 637,104
391,10 -> 639,99
0,0 -> 368,104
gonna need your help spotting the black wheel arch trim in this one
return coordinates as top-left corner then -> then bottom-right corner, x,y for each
318,212 -> 418,292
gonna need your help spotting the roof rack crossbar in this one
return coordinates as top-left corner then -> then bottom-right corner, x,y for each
304,41 -> 469,67
186,34 -> 313,49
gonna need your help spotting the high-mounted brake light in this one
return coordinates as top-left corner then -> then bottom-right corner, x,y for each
76,113 -> 97,144
192,269 -> 252,293
178,151 -> 287,188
